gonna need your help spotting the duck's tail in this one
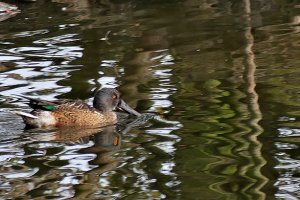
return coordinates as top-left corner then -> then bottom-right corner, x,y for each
14,111 -> 38,119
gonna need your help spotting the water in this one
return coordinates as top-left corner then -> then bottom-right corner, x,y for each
0,0 -> 300,199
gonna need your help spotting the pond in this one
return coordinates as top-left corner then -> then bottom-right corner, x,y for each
0,0 -> 300,199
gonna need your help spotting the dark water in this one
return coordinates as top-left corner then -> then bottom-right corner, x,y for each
0,0 -> 300,199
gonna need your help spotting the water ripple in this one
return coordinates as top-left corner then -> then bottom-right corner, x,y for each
8,46 -> 83,59
14,29 -> 49,38
278,128 -> 300,137
33,34 -> 80,45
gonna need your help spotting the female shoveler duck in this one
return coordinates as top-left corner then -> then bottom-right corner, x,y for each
15,88 -> 141,128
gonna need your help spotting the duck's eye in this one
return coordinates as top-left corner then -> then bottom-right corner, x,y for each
112,94 -> 117,99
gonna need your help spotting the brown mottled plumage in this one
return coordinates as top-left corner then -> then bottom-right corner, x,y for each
15,88 -> 141,128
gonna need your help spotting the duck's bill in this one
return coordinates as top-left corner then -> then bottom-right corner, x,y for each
117,99 -> 141,117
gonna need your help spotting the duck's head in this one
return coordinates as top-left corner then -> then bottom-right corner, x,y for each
93,88 -> 141,116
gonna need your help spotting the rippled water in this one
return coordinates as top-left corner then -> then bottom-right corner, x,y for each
0,0 -> 300,199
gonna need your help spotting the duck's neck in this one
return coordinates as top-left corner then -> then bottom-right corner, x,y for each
93,101 -> 109,112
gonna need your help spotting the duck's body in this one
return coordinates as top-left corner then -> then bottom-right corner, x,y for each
19,99 -> 117,128
15,88 -> 140,128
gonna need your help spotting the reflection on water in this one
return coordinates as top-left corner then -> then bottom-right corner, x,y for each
1,0 -> 300,199
0,113 -> 180,199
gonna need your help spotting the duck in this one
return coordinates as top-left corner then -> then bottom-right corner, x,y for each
15,88 -> 141,128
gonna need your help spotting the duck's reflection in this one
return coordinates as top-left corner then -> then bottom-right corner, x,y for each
79,125 -> 121,168
26,116 -> 146,170
18,125 -> 123,198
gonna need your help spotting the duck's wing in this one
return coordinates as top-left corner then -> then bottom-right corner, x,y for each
17,95 -> 91,111
16,95 -> 58,111
54,99 -> 92,111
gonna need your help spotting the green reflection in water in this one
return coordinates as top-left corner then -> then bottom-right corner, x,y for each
168,2 -> 269,197
173,77 -> 267,199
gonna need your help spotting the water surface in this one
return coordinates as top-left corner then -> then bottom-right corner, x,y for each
0,0 -> 300,199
